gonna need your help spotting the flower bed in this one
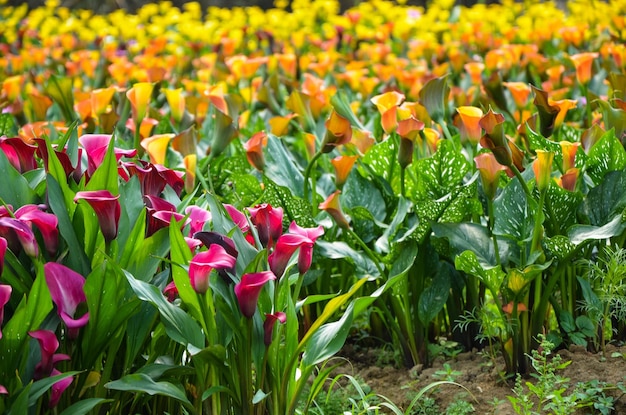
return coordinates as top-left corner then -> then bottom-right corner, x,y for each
1,0 -> 626,413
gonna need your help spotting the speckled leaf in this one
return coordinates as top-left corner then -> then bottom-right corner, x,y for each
362,138 -> 395,181
261,179 -> 315,228
432,222 -> 509,268
542,235 -> 577,261
263,134 -> 304,197
586,129 -> 626,184
578,170 -> 626,226
343,169 -> 386,222
454,250 -> 506,293
568,214 -> 626,245
493,178 -> 538,243
349,206 -> 380,244
413,139 -> 470,199
546,184 -> 583,232
0,113 -> 17,136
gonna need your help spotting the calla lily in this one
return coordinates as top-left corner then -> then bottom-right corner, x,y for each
264,312 -> 287,346
371,91 -> 405,133
91,87 -> 116,117
0,284 -> 11,340
185,206 -> 212,237
474,153 -> 506,200
558,168 -> 579,192
183,154 -> 197,194
0,137 -> 38,173
234,271 -> 276,319
331,155 -> 358,188
479,109 -> 512,167
456,106 -> 483,144
0,385 -> 7,395
503,82 -> 531,109
126,82 -> 154,122
243,131 -> 267,172
194,232 -> 239,260
44,262 -> 89,338
74,190 -> 121,243
49,368 -> 73,408
0,237 -> 7,277
79,134 -> 137,176
224,204 -> 250,233
319,191 -> 350,229
189,245 -> 237,294
532,150 -> 554,193
28,330 -> 73,408
321,110 -> 352,153
560,141 -> 580,173
163,281 -> 179,302
268,233 -> 312,278
248,204 -> 283,248
569,52 -> 598,85
141,133 -> 175,166
164,88 -> 186,124
15,205 -> 58,256
0,217 -> 39,257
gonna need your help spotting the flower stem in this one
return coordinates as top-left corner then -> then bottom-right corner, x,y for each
303,150 -> 324,207
345,228 -> 384,276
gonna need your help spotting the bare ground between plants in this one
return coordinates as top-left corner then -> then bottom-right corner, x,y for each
333,342 -> 626,414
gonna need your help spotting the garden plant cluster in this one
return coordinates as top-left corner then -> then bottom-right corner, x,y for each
1,0 -> 626,413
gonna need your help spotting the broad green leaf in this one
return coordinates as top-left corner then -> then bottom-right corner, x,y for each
412,139 -> 470,200
454,250 -> 506,293
343,169 -> 386,222
315,240 -> 380,278
117,175 -> 145,254
576,315 -> 596,338
348,206 -> 380,244
586,129 -> 626,184
577,276 -> 602,315
85,133 -> 119,195
0,113 -> 18,136
29,371 -> 80,406
123,224 -> 170,282
543,235 -> 577,261
263,134 -> 304,197
82,261 -> 140,364
546,183 -> 583,232
105,373 -> 192,407
568,214 -> 626,245
493,178 -> 537,243
578,170 -> 626,226
432,222 -> 508,268
124,270 -> 204,349
419,74 -> 450,121
596,101 -> 626,141
362,139 -> 395,185
559,311 -> 576,333
375,196 -> 411,253
330,91 -> 368,131
0,265 -> 52,378
0,149 -> 36,206
418,262 -> 451,325
7,383 -> 31,415
302,303 -> 354,366
59,398 -> 112,415
125,301 -> 158,367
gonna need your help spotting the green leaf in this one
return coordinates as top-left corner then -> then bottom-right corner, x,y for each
0,113 -> 18,136
375,196 -> 411,253
59,398 -> 112,415
568,214 -> 626,245
105,373 -> 192,407
432,222 -> 508,268
124,270 -> 204,349
302,303 -> 354,366
454,250 -> 506,293
576,315 -> 596,338
0,265 -> 52,379
546,184 -> 583,232
262,179 -> 315,228
169,221 -> 202,324
315,240 -> 380,278
7,383 -> 31,415
559,311 -> 576,333
586,129 -> 626,184
85,132 -> 119,195
330,91 -> 368,131
596,101 -> 626,141
418,263 -> 451,325
29,371 -> 81,406
0,148 -> 36,206
263,134 -> 304,197
419,74 -> 450,121
45,75 -> 76,121
543,235 -> 577,261
493,178 -> 538,243
82,261 -> 140,364
342,169 -> 386,222
413,139 -> 470,200
579,170 -> 626,226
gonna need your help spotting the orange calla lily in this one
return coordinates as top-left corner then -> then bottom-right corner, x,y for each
322,110 -> 352,153
243,131 -> 268,172
569,52 -> 599,85
141,133 -> 174,165
463,62 -> 484,85
549,98 -> 577,128
126,82 -> 154,123
456,106 -> 483,144
269,114 -> 297,136
474,152 -> 506,200
503,82 -> 531,109
331,155 -> 358,188
91,87 -> 116,117
319,191 -> 350,229
371,91 -> 405,134
532,150 -> 554,192
560,141 -> 580,172
557,168 -> 579,192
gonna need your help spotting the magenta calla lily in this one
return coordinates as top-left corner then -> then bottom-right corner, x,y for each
189,244 -> 237,294
0,136 -> 38,172
263,311 -> 287,346
74,190 -> 121,243
185,206 -> 212,236
0,284 -> 11,340
49,368 -> 73,408
15,205 -> 59,256
44,262 -> 89,338
0,217 -> 39,257
0,385 -> 7,395
234,271 -> 276,318
29,330 -> 73,408
163,281 -> 179,302
248,204 -> 283,248
0,236 -> 7,277
79,134 -> 137,176
269,222 -> 324,277
224,204 -> 250,233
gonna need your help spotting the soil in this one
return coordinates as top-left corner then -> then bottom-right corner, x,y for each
335,341 -> 626,414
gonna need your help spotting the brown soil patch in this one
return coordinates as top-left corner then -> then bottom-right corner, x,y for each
335,342 -> 626,414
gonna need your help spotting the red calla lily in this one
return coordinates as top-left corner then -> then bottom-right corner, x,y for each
234,271 -> 276,318
0,237 -> 7,277
0,284 -> 11,340
44,262 -> 89,338
74,190 -> 121,243
263,312 -> 287,346
28,330 -> 73,408
15,205 -> 58,256
0,136 -> 38,173
248,204 -> 283,248
189,244 -> 237,294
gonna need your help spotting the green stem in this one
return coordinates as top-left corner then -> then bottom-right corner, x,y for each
345,228 -> 384,276
400,166 -> 406,198
510,164 -> 533,200
486,198 -> 501,266
303,150 -> 324,207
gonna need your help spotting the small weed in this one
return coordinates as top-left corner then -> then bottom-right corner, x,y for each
432,363 -> 463,382
445,398 -> 475,415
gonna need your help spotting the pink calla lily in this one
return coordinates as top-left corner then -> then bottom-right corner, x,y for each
248,204 -> 283,248
189,245 -> 237,294
263,312 -> 287,346
49,368 -> 73,408
224,204 -> 250,233
163,281 -> 179,302
15,205 -> 59,256
79,134 -> 137,175
0,217 -> 39,257
0,385 -> 7,395
185,206 -> 212,236
74,190 -> 121,243
0,236 -> 7,277
0,136 -> 38,172
0,284 -> 11,340
29,330 -> 73,408
269,222 -> 324,277
44,262 -> 89,338
234,271 -> 276,318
